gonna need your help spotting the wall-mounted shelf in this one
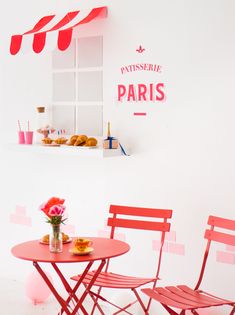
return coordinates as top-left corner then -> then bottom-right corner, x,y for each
7,144 -> 122,158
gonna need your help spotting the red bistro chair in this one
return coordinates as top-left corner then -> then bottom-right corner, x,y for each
142,215 -> 235,315
71,205 -> 172,314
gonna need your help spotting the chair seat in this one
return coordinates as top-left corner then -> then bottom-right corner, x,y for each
142,285 -> 234,310
71,271 -> 157,289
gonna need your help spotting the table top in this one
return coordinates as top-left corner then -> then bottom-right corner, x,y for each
11,237 -> 130,263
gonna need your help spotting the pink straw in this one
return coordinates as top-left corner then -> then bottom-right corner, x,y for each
17,120 -> 21,131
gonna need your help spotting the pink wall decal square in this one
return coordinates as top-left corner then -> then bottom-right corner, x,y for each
168,243 -> 185,256
165,230 -> 176,242
98,229 -> 126,241
226,245 -> 235,252
98,230 -> 110,238
15,205 -> 26,215
10,214 -> 32,227
10,205 -> 32,226
152,240 -> 168,252
216,251 -> 235,265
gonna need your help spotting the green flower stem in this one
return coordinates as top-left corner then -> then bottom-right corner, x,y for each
52,224 -> 60,240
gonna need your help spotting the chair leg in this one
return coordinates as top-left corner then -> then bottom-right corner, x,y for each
90,286 -> 103,315
89,289 -> 133,315
83,284 -> 105,315
112,301 -> 137,315
132,288 -> 149,314
230,305 -> 235,315
191,310 -> 200,315
161,304 -> 181,315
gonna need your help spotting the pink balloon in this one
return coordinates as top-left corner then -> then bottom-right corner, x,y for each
25,271 -> 53,304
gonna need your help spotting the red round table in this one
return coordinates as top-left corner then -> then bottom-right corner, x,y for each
12,237 -> 130,315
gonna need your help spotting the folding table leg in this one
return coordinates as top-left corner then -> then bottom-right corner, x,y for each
33,262 -> 72,315
71,259 -> 106,315
51,262 -> 89,315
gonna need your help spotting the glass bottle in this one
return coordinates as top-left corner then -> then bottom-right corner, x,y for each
36,106 -> 51,143
49,224 -> 63,253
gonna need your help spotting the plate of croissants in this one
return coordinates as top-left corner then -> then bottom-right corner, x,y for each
41,135 -> 98,147
40,233 -> 72,244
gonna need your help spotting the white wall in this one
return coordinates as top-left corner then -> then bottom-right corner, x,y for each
0,1 -> 235,314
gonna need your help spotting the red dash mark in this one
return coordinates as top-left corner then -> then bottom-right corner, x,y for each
134,112 -> 147,116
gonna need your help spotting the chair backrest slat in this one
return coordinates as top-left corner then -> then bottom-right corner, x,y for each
205,229 -> 235,246
208,215 -> 235,231
108,217 -> 171,232
195,214 -> 235,291
109,205 -> 172,219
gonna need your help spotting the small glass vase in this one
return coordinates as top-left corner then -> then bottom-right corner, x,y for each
50,224 -> 63,253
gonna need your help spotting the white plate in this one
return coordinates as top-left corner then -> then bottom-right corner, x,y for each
39,237 -> 72,245
65,145 -> 98,149
42,144 -> 61,147
69,247 -> 94,255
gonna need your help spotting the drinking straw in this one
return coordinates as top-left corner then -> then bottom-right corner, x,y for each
27,120 -> 30,131
17,120 -> 21,131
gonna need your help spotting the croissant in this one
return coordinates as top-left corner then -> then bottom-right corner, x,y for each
74,135 -> 88,146
85,137 -> 97,147
62,232 -> 69,242
68,135 -> 78,145
42,234 -> 49,243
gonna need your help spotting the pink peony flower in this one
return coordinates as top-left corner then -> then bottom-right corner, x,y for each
48,205 -> 66,217
39,197 -> 67,225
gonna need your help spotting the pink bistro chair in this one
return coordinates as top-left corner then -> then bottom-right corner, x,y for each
71,204 -> 173,315
142,215 -> 235,315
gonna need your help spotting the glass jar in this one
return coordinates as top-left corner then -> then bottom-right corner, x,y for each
50,224 -> 63,253
36,106 -> 51,143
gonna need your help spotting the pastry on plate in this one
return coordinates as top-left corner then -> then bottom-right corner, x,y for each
42,137 -> 53,144
74,135 -> 88,146
68,135 -> 78,145
62,232 -> 70,242
85,137 -> 97,147
54,137 -> 67,145
42,234 -> 49,243
41,233 -> 70,244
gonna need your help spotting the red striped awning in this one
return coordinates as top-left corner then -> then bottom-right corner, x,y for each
10,6 -> 107,55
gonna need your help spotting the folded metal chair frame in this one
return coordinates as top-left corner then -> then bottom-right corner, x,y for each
71,204 -> 173,314
142,215 -> 235,315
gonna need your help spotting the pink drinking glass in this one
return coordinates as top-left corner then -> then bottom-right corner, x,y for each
18,131 -> 25,144
25,131 -> 34,144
